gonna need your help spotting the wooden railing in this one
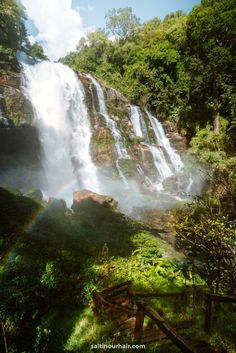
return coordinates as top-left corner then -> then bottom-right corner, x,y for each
92,281 -> 135,316
205,293 -> 236,332
93,282 -> 196,353
134,302 -> 196,353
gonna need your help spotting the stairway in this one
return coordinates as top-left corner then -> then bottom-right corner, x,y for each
111,310 -> 171,345
93,282 -> 197,353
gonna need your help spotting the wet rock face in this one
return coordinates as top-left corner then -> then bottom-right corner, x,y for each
0,71 -> 34,126
0,124 -> 41,170
0,71 -> 42,191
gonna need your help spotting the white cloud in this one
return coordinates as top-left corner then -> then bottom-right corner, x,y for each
21,0 -> 86,60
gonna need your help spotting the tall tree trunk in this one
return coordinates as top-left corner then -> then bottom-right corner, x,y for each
213,101 -> 220,132
212,72 -> 220,132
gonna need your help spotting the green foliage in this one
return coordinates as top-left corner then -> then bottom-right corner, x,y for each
62,0 -> 235,146
190,121 -> 230,166
181,0 -> 236,135
0,0 -> 28,70
0,45 -> 14,68
28,42 -> 48,61
172,197 -> 236,293
0,188 -> 140,352
0,189 -> 195,352
62,9 -> 189,119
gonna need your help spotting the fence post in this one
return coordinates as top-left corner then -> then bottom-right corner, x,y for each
134,302 -> 145,342
1,321 -> 8,353
204,295 -> 212,333
125,282 -> 133,306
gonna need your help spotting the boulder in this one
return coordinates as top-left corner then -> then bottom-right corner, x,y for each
72,189 -> 117,210
106,87 -> 128,103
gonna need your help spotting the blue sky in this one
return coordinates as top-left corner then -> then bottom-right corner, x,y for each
21,0 -> 200,60
73,0 -> 201,28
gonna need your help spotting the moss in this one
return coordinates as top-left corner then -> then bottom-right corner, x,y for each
106,99 -> 128,120
118,159 -> 136,177
91,127 -> 115,163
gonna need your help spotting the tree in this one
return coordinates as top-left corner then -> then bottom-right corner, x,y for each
140,17 -> 161,34
0,0 -> 27,69
172,197 -> 236,294
105,7 -> 140,42
163,10 -> 185,23
28,42 -> 48,61
184,0 -> 236,132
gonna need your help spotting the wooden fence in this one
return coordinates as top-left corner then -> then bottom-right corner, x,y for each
93,282 -> 196,353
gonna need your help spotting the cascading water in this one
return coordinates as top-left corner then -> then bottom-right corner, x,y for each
130,106 -> 144,138
145,110 -> 183,172
22,61 -> 99,204
86,74 -> 131,187
86,74 -> 130,160
130,105 -> 175,189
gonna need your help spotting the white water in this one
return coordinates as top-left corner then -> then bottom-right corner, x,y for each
22,61 -> 99,204
186,177 -> 194,194
130,106 -> 173,186
146,110 -> 183,172
86,74 -> 130,160
116,160 -> 129,189
130,106 -> 144,138
0,98 -> 9,127
148,145 -> 173,180
0,113 -> 9,127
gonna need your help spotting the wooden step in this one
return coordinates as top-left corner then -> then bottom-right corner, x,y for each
142,328 -> 166,340
118,317 -> 136,331
142,330 -> 168,344
143,337 -> 173,346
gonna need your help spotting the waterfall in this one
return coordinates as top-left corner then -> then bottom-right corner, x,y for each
148,145 -> 173,180
130,106 -> 148,140
116,160 -> 129,189
86,74 -> 130,187
130,106 -> 174,188
130,106 -> 144,138
145,110 -> 183,172
22,61 -> 99,204
86,74 -> 130,160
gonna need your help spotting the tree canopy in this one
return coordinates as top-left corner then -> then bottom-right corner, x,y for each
105,7 -> 141,41
0,0 -> 27,69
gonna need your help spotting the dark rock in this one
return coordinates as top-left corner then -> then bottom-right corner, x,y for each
107,87 -> 128,103
0,71 -> 34,126
25,189 -> 43,203
47,197 -> 67,215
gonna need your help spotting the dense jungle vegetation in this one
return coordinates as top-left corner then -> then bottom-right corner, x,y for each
0,0 -> 236,352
